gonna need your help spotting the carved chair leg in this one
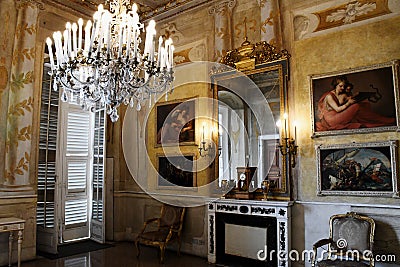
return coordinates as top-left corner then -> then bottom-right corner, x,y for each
177,236 -> 182,256
159,244 -> 165,264
135,240 -> 140,258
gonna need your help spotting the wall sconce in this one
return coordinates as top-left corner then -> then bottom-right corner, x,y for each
277,113 -> 298,168
199,124 -> 214,157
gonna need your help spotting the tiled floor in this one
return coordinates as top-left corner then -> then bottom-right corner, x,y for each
22,242 -> 215,267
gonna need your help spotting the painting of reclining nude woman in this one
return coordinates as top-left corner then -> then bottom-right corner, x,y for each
311,61 -> 399,136
316,141 -> 399,197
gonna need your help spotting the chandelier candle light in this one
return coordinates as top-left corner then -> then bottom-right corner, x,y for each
45,0 -> 175,122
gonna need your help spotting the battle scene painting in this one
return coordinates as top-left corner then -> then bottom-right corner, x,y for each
316,141 -> 398,197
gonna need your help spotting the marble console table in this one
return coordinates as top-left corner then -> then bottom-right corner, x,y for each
207,199 -> 293,267
0,217 -> 25,267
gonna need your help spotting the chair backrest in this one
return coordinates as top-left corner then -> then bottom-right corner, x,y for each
159,204 -> 185,230
328,212 -> 375,260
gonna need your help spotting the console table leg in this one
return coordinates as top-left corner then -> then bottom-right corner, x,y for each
17,230 -> 23,267
8,232 -> 13,267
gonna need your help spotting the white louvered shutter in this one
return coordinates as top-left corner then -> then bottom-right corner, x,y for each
62,107 -> 93,230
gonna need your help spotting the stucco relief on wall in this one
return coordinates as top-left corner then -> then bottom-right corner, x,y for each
173,39 -> 207,65
160,22 -> 184,45
293,0 -> 399,41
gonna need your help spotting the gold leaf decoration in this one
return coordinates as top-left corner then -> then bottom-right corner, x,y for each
8,97 -> 33,117
10,71 -> 34,91
15,22 -> 36,40
4,153 -> 30,184
25,152 -> 30,161
17,125 -> 32,141
5,124 -> 33,152
0,65 -> 8,91
1,12 -> 10,51
261,11 -> 274,33
12,47 -> 35,65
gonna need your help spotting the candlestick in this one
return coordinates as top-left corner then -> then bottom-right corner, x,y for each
89,11 -> 100,55
169,45 -> 174,69
72,23 -> 78,57
66,22 -> 72,57
157,36 -> 163,67
283,113 -> 288,139
63,30 -> 69,61
46,38 -> 55,70
125,16 -> 132,57
53,32 -> 61,67
78,18 -> 83,51
84,20 -> 92,56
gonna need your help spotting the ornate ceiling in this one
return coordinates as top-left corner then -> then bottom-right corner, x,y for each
48,0 -> 205,20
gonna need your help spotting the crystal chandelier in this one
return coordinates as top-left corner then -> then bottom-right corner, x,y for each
45,0 -> 175,122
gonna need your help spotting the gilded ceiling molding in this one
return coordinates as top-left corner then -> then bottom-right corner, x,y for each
15,0 -> 45,10
141,0 -> 192,18
141,0 -> 212,21
39,0 -> 95,17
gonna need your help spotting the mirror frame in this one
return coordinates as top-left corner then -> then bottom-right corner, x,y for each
211,58 -> 291,200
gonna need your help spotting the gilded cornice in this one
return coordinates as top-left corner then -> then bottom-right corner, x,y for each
15,0 -> 45,10
36,0 -> 220,22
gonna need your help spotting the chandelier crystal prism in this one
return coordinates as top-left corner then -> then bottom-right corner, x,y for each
46,0 -> 175,122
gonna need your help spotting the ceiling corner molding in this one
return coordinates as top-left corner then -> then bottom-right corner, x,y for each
16,0 -> 45,10
141,0 -> 220,22
40,0 -> 96,17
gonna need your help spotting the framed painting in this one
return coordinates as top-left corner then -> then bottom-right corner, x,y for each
157,154 -> 196,188
156,98 -> 195,146
310,60 -> 399,137
316,141 -> 399,197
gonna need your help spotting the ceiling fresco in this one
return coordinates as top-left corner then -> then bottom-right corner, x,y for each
48,0 -> 203,19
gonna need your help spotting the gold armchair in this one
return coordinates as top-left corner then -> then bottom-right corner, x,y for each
311,212 -> 375,267
135,204 -> 186,263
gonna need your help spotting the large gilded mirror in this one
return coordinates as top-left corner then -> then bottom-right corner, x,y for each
212,54 -> 290,200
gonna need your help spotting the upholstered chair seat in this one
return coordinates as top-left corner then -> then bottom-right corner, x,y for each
138,228 -> 170,242
311,212 -> 375,267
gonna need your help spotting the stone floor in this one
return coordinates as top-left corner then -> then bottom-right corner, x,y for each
21,242 -> 215,267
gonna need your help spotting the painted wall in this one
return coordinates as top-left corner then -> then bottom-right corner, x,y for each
0,0 -> 399,265
116,0 -> 400,264
281,0 -> 400,265
0,0 -> 85,265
